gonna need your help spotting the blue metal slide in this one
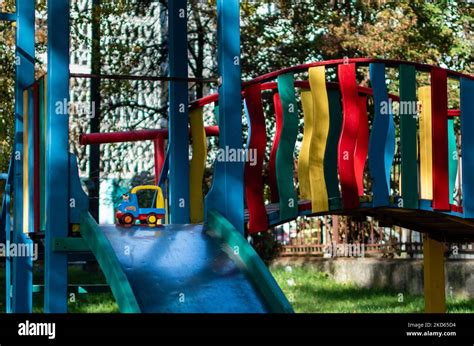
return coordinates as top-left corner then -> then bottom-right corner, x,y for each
79,211 -> 293,313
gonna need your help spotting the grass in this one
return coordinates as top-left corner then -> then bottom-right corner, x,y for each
0,264 -> 473,313
271,265 -> 474,313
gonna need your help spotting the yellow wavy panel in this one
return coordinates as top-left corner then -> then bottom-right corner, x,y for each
419,86 -> 433,200
298,89 -> 313,200
309,66 -> 330,213
189,107 -> 206,223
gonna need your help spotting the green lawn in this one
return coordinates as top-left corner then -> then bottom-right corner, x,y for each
0,264 -> 473,313
271,266 -> 474,313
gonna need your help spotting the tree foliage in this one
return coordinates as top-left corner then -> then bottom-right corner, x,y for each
0,0 -> 472,181
241,0 -> 472,78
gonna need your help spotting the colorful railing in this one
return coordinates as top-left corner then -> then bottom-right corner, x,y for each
20,77 -> 47,234
21,75 -> 89,233
189,58 -> 473,235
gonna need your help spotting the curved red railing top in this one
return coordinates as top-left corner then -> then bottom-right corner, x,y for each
242,58 -> 473,87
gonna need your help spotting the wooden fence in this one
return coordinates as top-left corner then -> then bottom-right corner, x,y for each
280,241 -> 474,257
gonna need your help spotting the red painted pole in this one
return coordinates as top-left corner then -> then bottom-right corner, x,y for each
153,137 -> 166,185
79,126 -> 219,145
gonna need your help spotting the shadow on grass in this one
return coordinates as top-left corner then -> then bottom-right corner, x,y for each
0,264 -> 119,313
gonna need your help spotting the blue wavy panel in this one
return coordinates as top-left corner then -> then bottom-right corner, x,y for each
460,77 -> 474,218
368,63 -> 395,207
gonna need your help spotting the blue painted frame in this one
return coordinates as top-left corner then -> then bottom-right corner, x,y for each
168,0 -> 190,224
460,78 -> 474,218
0,155 -> 13,312
205,0 -> 244,234
44,0 -> 70,313
12,0 -> 35,313
4,183 -> 12,313
28,86 -> 34,232
0,12 -> 16,22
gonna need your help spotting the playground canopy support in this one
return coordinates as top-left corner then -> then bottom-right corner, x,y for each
44,0 -> 71,313
71,72 -> 218,84
11,0 -> 35,313
167,0 -> 190,224
205,0 -> 244,234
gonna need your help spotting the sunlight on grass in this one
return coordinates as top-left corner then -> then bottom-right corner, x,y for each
270,266 -> 474,313
1,264 -> 473,313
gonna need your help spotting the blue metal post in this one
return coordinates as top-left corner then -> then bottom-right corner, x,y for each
168,0 -> 190,224
1,155 -> 14,312
12,0 -> 35,313
28,87 -> 34,232
0,12 -> 16,22
460,78 -> 474,218
44,0 -> 70,313
205,0 -> 244,234
5,183 -> 12,313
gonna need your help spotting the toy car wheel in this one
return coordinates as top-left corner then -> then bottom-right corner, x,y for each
147,213 -> 158,225
121,213 -> 135,225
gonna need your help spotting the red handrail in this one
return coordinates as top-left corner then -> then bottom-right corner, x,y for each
191,77 -> 462,117
243,58 -> 473,87
79,126 -> 219,145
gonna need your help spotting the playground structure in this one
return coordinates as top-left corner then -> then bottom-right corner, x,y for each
0,0 -> 474,314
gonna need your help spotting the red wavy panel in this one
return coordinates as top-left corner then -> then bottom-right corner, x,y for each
431,67 -> 450,211
244,85 -> 269,233
269,92 -> 283,203
337,63 -> 360,209
354,95 -> 369,196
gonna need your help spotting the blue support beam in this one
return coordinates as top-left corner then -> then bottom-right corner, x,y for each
168,0 -> 190,224
5,183 -> 12,313
0,12 -> 16,22
460,77 -> 474,218
12,0 -> 35,313
44,0 -> 70,313
1,155 -> 14,312
205,0 -> 244,234
28,86 -> 34,233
